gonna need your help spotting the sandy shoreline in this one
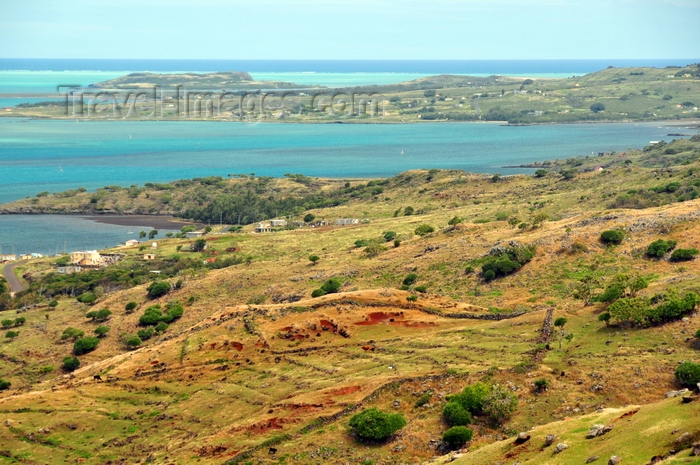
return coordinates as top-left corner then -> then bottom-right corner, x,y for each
81,215 -> 199,230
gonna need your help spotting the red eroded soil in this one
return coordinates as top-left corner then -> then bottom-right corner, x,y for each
326,385 -> 362,396
230,342 -> 243,351
319,319 -> 337,331
355,311 -> 403,326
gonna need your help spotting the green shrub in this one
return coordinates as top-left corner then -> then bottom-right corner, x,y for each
383,231 -> 397,242
155,321 -> 169,333
61,327 -> 85,340
451,382 -> 491,414
125,301 -> 138,313
533,378 -> 549,392
448,216 -> 463,226
125,335 -> 142,349
320,278 -> 342,294
77,292 -> 97,304
675,361 -> 700,387
534,169 -> 548,178
137,327 -> 154,341
147,281 -> 170,299
354,239 -> 370,248
62,356 -> 80,372
670,248 -> 699,262
348,408 -> 407,442
483,384 -> 518,425
161,302 -> 184,323
600,229 -> 625,245
0,379 -> 10,390
403,273 -> 418,286
311,288 -> 326,298
73,336 -> 100,355
481,245 -> 535,281
414,392 -> 432,407
1,319 -> 13,328
49,300 -> 59,308
595,283 -> 625,303
414,224 -> 435,236
443,426 -> 473,447
5,330 -> 19,340
443,402 -> 472,426
646,239 -> 677,258
94,325 -> 110,338
414,285 -> 427,293
139,305 -> 163,326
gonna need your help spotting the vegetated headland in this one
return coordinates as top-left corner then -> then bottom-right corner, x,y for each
1,136 -> 700,464
4,64 -> 699,124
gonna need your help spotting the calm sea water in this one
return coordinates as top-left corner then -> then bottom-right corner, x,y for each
0,119 -> 684,207
0,215 -> 178,257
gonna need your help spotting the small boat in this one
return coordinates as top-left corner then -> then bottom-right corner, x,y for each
400,150 -> 404,155
128,134 -> 132,139
127,231 -> 134,235
58,166 -> 63,172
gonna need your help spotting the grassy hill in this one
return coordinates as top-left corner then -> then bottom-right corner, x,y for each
1,138 -> 700,464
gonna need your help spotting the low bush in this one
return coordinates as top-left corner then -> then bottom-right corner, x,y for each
675,361 -> 700,387
443,426 -> 473,447
73,336 -> 100,355
414,224 -> 435,236
646,239 -> 677,258
62,356 -> 80,372
348,408 -> 406,442
443,402 -> 472,426
670,248 -> 699,262
600,229 -> 625,245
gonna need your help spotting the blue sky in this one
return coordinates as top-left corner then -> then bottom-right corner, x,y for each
1,0 -> 699,60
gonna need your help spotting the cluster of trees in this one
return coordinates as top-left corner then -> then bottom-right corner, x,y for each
646,238 -> 698,261
138,302 -> 183,326
481,244 -> 535,281
441,382 -> 518,447
595,279 -> 699,327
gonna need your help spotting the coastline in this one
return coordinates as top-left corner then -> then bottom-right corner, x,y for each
81,215 -> 198,230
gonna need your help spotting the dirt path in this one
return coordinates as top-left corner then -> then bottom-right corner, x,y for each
2,261 -> 26,296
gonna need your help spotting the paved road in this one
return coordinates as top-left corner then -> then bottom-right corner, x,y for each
2,261 -> 26,296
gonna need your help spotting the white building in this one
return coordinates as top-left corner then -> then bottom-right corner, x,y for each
335,218 -> 360,226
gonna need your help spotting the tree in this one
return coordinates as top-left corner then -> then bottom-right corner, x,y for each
139,231 -> 147,239
5,330 -> 19,341
533,378 -> 549,393
204,226 -> 212,234
309,254 -> 320,266
670,248 -> 699,262
303,213 -> 315,223
403,206 -> 414,216
62,356 -> 80,372
598,312 -> 611,326
534,169 -> 548,178
448,216 -> 463,226
348,408 -> 407,442
675,361 -> 700,387
77,292 -> 97,304
61,327 -> 85,340
561,169 -> 577,180
423,90 -> 436,97
451,382 -> 491,414
483,384 -> 518,425
94,325 -> 110,338
148,229 -> 158,239
192,238 -> 207,252
95,308 -> 112,321
139,305 -> 163,326
125,301 -> 138,313
73,336 -> 100,355
137,327 -> 154,341
443,426 -> 473,448
590,102 -> 606,113
414,224 -> 435,236
0,379 -> 10,390
364,242 -> 386,258
646,239 -> 677,258
600,229 -> 624,245
155,321 -> 169,333
403,273 -> 418,286
554,317 -> 567,328
383,231 -> 397,242
125,335 -> 142,349
49,300 -> 59,308
14,317 -> 26,326
147,281 -> 170,299
443,402 -> 472,426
